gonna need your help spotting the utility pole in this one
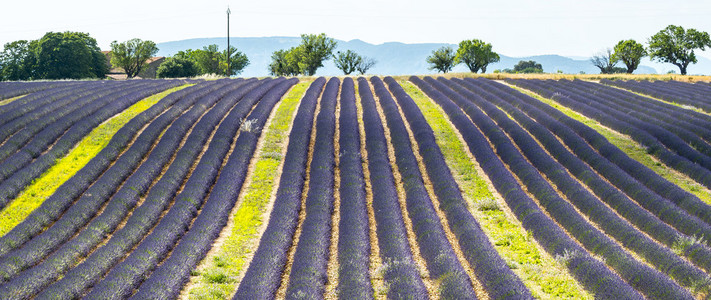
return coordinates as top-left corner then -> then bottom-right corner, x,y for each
226,6 -> 231,77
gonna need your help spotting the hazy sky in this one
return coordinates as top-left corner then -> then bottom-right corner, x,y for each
2,0 -> 711,59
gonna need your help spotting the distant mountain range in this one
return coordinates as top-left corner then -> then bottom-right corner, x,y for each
156,37 -> 711,77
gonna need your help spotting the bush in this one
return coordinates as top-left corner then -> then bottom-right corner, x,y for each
157,57 -> 199,78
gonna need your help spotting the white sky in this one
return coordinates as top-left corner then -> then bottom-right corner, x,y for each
2,0 -> 711,59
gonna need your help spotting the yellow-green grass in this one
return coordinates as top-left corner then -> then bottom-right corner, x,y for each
0,84 -> 192,237
401,80 -> 592,299
185,81 -> 311,300
508,85 -> 711,205
0,94 -> 26,106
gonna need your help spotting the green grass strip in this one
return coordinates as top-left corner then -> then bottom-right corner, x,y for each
401,80 -> 592,299
509,84 -> 711,205
0,94 -> 26,106
185,81 -> 311,300
0,84 -> 192,237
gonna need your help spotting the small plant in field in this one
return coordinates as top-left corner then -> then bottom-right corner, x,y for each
554,249 -> 582,266
240,118 -> 260,133
475,197 -> 500,211
672,234 -> 707,256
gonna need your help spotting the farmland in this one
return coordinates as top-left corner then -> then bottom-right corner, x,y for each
1,75 -> 711,299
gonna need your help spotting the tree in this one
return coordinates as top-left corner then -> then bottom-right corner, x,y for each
156,57 -> 199,78
334,50 -> 362,75
269,48 -> 302,76
427,46 -> 456,73
356,57 -> 376,75
590,49 -> 618,74
110,38 -> 158,78
297,33 -> 337,76
268,33 -> 336,76
648,25 -> 711,75
192,44 -> 221,75
221,45 -> 249,76
612,39 -> 646,74
0,40 -> 33,81
513,60 -> 543,73
34,32 -> 107,79
455,39 -> 500,73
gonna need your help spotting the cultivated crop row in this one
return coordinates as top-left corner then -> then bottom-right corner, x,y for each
602,79 -> 711,112
0,78 -> 296,299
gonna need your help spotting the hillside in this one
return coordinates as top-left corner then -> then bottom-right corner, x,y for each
156,37 -> 711,77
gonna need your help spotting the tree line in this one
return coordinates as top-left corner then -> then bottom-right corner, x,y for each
0,31 -> 251,81
427,24 -> 711,75
1,24 -> 709,81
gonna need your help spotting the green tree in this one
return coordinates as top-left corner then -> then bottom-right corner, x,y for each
156,57 -> 199,78
297,33 -> 337,76
193,44 -> 221,74
34,32 -> 107,79
333,50 -> 361,75
110,38 -> 158,78
269,48 -> 302,76
648,25 -> 711,75
427,46 -> 456,73
513,60 -> 543,73
221,45 -> 249,76
268,33 -> 336,76
612,39 -> 646,74
0,40 -> 33,81
455,39 -> 500,73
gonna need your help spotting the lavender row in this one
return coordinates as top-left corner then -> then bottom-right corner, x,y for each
441,78 -> 690,299
0,80 -> 181,209
84,78 -> 292,299
35,79 -> 257,299
411,77 -> 641,299
463,78 -> 711,274
575,80 -> 711,142
0,80 -> 256,299
388,76 -> 532,298
356,77 -> 428,299
0,81 -> 71,101
0,80 -> 230,257
511,79 -> 711,218
502,78 -> 711,242
545,79 -> 711,172
442,78 -> 707,289
129,79 -> 298,300
283,77 -> 339,298
234,77 -> 326,299
573,79 -> 711,152
0,80 -> 244,292
335,77 -> 373,299
0,81 -> 137,161
602,79 -> 711,113
372,77 -> 477,298
0,82 -> 94,130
